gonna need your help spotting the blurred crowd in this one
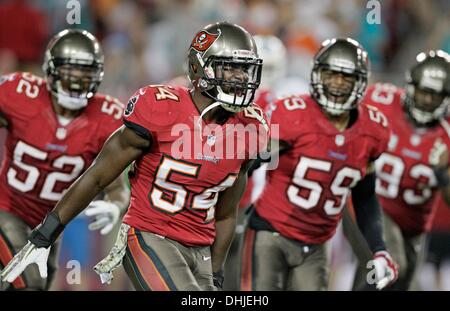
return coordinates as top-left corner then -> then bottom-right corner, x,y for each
1,0 -> 449,100
0,0 -> 449,290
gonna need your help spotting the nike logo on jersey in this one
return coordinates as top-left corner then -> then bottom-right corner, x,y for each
202,256 -> 211,261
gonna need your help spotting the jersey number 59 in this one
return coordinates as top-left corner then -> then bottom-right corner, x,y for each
287,156 -> 362,216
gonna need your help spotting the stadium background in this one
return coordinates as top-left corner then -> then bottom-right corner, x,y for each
0,0 -> 448,290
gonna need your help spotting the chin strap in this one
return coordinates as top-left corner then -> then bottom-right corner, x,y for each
197,101 -> 223,142
196,102 -> 269,143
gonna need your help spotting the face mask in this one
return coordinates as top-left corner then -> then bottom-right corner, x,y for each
55,82 -> 89,110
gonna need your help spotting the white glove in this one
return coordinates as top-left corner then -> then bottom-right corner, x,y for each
85,200 -> 121,235
371,251 -> 399,290
429,138 -> 448,167
0,241 -> 50,283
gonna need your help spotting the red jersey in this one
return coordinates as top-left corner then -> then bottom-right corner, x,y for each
0,72 -> 123,227
122,85 -> 269,246
365,83 -> 450,234
255,94 -> 390,244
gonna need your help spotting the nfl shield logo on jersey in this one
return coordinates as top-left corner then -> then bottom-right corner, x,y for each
56,127 -> 67,140
410,134 -> 421,146
207,134 -> 216,146
335,134 -> 345,146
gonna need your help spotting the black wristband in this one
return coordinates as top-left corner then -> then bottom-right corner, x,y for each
433,166 -> 450,187
29,212 -> 65,248
212,270 -> 224,289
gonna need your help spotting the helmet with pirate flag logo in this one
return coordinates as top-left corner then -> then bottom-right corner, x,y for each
187,22 -> 263,114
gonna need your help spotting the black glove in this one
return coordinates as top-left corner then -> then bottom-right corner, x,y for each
213,270 -> 224,289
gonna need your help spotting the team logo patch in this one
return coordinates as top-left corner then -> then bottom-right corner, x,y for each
124,95 -> 139,117
190,30 -> 220,52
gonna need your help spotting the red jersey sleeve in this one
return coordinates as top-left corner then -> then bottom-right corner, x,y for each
0,73 -> 24,121
269,96 -> 304,145
95,95 -> 124,146
363,105 -> 391,161
123,86 -> 153,140
123,85 -> 183,142
372,125 -> 390,161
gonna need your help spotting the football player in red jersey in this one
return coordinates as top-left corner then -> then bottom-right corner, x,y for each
1,22 -> 269,291
240,38 -> 398,291
349,50 -> 450,290
0,29 -> 129,290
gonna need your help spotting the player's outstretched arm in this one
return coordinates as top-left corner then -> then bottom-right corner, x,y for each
211,160 -> 254,289
351,162 -> 398,290
0,126 -> 150,283
54,125 -> 149,224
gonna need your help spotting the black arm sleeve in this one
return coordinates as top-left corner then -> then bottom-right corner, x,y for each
123,119 -> 152,141
351,172 -> 386,253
